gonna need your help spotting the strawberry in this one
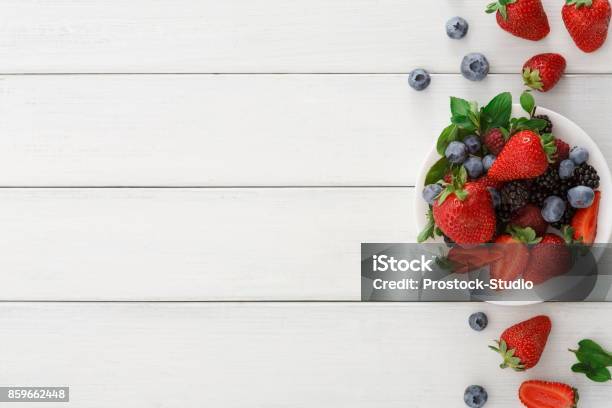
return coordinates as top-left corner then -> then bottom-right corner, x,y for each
474,174 -> 504,190
483,128 -> 507,155
488,131 -> 555,182
523,53 -> 567,92
486,0 -> 550,41
490,315 -> 552,371
553,138 -> 570,165
510,204 -> 548,236
491,226 -> 540,284
519,380 -> 578,408
571,190 -> 601,244
433,168 -> 496,244
563,0 -> 611,53
523,234 -> 573,285
447,246 -> 503,273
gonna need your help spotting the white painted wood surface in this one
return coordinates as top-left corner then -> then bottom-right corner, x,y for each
1,0 -> 611,73
2,0 -> 612,406
1,303 -> 610,407
0,74 -> 611,186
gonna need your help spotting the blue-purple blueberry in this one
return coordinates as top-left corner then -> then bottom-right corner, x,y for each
482,155 -> 496,171
468,312 -> 488,331
541,196 -> 566,223
464,135 -> 481,154
408,69 -> 431,91
422,184 -> 443,205
464,385 -> 488,408
567,186 -> 595,208
446,17 -> 469,39
461,53 -> 489,81
559,159 -> 576,179
463,156 -> 484,179
569,146 -> 589,165
445,141 -> 468,164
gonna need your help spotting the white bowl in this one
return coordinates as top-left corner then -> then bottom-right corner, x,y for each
415,104 -> 612,244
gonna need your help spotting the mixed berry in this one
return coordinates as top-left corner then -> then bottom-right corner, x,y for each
419,91 -> 602,249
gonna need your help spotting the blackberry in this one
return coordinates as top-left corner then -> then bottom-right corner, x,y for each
533,168 -> 560,192
534,114 -> 553,134
497,205 -> 514,224
573,163 -> 600,189
500,181 -> 530,213
552,203 -> 575,229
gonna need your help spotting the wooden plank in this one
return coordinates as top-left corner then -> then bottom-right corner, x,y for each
0,187 -> 415,300
1,0 -> 611,73
0,74 -> 611,186
1,302 -> 610,407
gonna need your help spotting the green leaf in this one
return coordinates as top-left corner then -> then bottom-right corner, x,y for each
572,363 -> 591,374
587,367 -> 611,383
436,124 -> 459,155
417,209 -> 436,243
450,97 -> 471,118
520,91 -> 536,116
424,156 -> 450,186
482,92 -> 512,133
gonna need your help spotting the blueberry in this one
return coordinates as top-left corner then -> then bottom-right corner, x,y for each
464,135 -> 481,154
488,187 -> 500,208
569,146 -> 589,165
461,53 -> 489,81
541,196 -> 566,223
464,385 -> 488,408
408,69 -> 431,91
446,17 -> 469,39
463,156 -> 484,179
559,159 -> 576,179
482,155 -> 496,171
568,186 -> 595,208
422,184 -> 443,205
468,312 -> 488,331
445,141 -> 468,164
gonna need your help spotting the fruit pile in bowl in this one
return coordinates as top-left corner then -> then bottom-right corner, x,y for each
416,92 -> 611,247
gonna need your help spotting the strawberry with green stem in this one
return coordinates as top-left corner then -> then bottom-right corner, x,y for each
523,53 -> 567,92
486,0 -> 550,41
490,315 -> 552,371
563,0 -> 611,53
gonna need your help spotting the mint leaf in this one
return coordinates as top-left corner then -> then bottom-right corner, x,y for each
587,367 -> 612,383
436,124 -> 459,155
425,157 -> 449,186
520,91 -> 535,116
481,92 -> 512,133
450,97 -> 471,117
570,339 -> 612,383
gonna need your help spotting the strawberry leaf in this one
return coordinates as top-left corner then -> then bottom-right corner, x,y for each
417,209 -> 437,243
566,0 -> 593,8
540,133 -> 557,163
523,68 -> 544,91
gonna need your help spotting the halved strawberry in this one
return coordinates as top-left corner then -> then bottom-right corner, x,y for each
491,226 -> 540,284
519,380 -> 578,408
571,191 -> 601,244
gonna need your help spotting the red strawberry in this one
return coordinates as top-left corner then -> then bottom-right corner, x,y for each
523,234 -> 572,285
447,246 -> 503,273
523,53 -> 566,92
553,138 -> 570,165
488,131 -> 555,182
483,128 -> 507,155
563,0 -> 611,53
433,171 -> 496,244
490,315 -> 552,371
571,190 -> 601,244
510,204 -> 549,236
519,380 -> 578,408
474,174 -> 504,190
491,227 -> 539,284
486,0 -> 550,41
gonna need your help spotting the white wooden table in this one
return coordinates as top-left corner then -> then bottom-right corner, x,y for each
0,1 -> 610,406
